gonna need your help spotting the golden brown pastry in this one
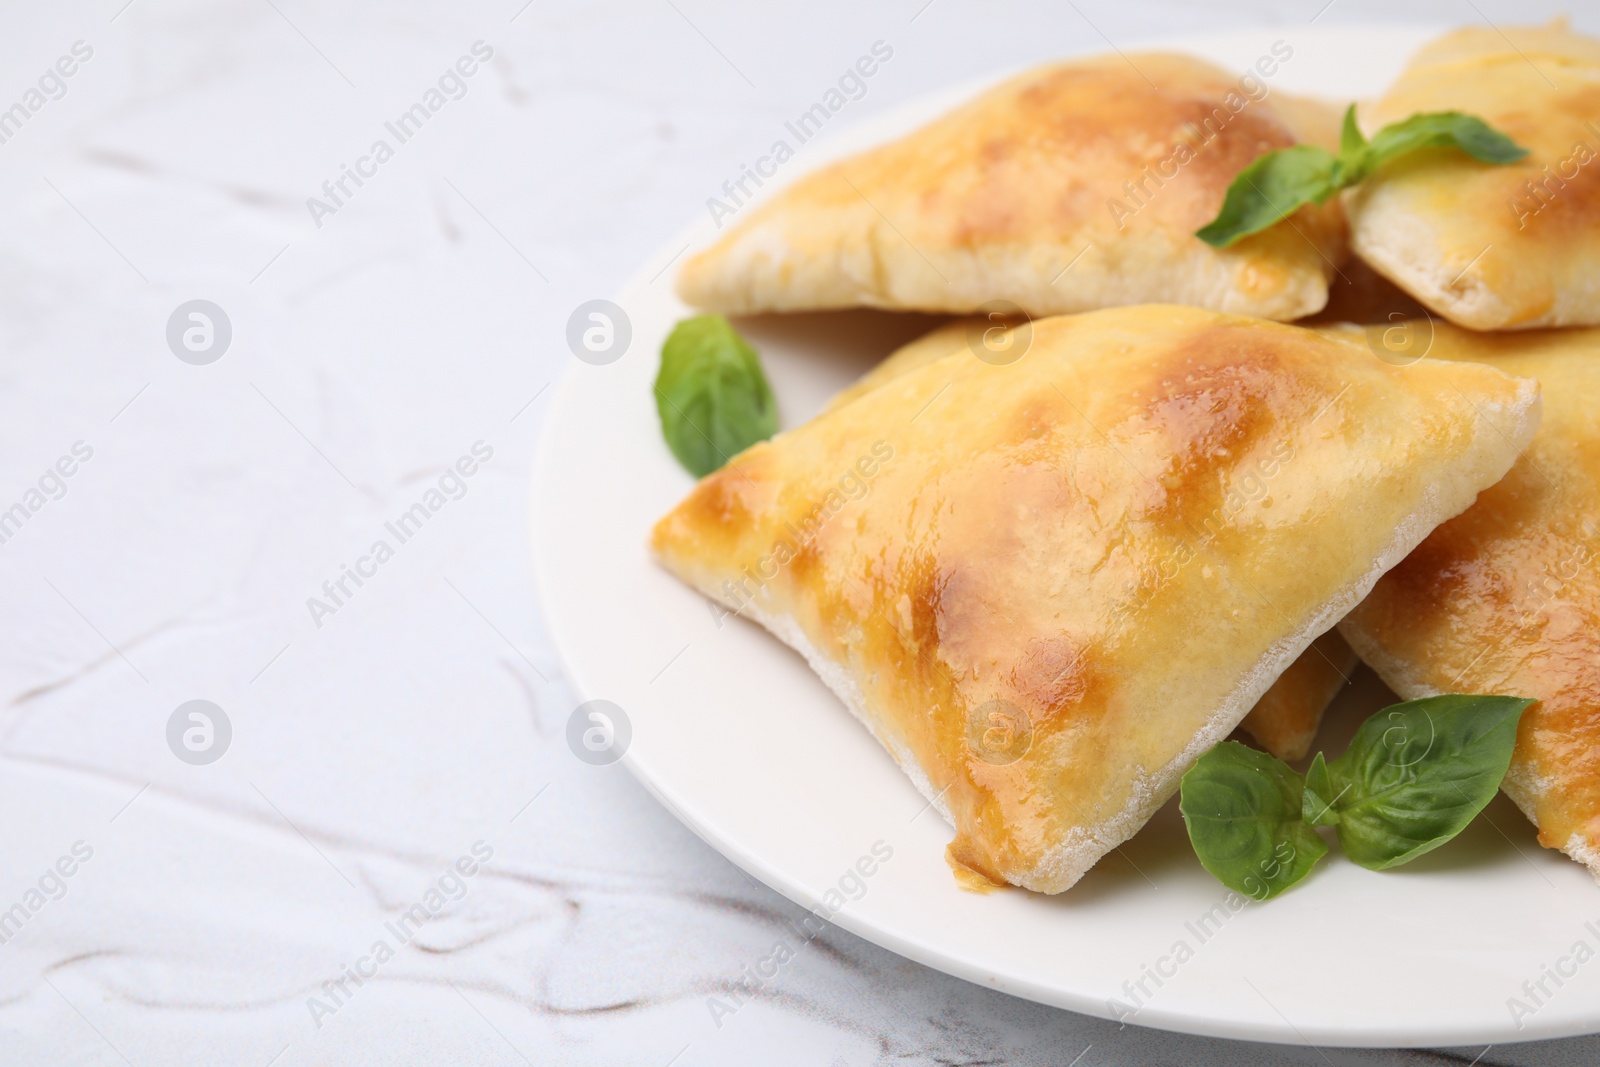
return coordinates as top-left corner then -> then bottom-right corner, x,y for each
678,53 -> 1347,321
1239,630 -> 1358,761
651,305 -> 1539,892
1334,320 -> 1600,880
1345,20 -> 1600,329
831,317 -> 1356,764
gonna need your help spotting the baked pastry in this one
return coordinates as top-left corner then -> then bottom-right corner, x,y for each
1345,20 -> 1600,329
829,316 -> 1358,762
678,53 -> 1347,321
651,305 -> 1540,892
1239,630 -> 1358,761
1335,320 -> 1600,880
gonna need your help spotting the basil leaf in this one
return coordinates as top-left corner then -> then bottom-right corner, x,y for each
1194,144 -> 1340,248
1180,741 -> 1328,900
1301,751 -> 1341,828
1323,694 -> 1533,871
654,314 -> 778,477
1361,111 -> 1529,178
1337,103 -> 1367,169
1197,106 -> 1527,247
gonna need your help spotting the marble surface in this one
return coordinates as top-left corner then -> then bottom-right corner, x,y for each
2,1 -> 1598,1063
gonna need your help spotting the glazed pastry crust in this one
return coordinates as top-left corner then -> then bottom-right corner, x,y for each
651,305 -> 1539,892
831,316 -> 1356,763
678,54 -> 1346,321
1333,320 -> 1600,880
1345,20 -> 1600,329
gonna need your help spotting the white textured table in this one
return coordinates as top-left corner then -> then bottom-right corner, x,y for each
2,1 -> 1597,1063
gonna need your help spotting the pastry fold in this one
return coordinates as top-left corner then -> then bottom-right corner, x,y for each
678,53 -> 1346,321
1334,320 -> 1600,880
1346,20 -> 1600,329
652,305 -> 1539,892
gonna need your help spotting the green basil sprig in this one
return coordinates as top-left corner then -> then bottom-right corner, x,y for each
1195,106 -> 1528,248
1181,694 -> 1533,899
1306,694 -> 1530,870
655,314 -> 778,477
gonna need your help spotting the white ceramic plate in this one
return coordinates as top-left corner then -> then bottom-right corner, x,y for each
533,26 -> 1600,1048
